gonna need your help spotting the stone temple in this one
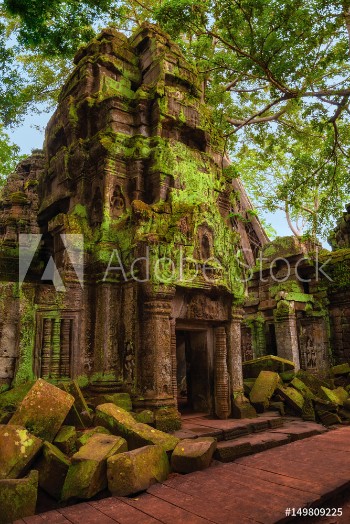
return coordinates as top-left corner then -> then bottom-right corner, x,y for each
1,23 -> 350,429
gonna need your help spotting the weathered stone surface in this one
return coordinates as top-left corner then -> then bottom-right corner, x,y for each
171,437 -> 217,473
279,371 -> 295,382
250,371 -> 281,411
9,379 -> 75,441
301,397 -> 316,422
269,401 -> 285,416
54,425 -> 77,455
231,394 -> 257,418
76,426 -> 111,449
295,370 -> 329,396
243,355 -> 294,379
316,410 -> 342,426
36,442 -> 70,500
319,386 -> 348,405
154,406 -> 181,432
0,382 -> 35,423
290,377 -> 315,400
90,393 -> 132,412
0,470 -> 38,523
60,381 -> 93,428
0,424 -> 42,479
62,433 -> 127,500
95,403 -> 179,452
107,444 -> 169,496
276,386 -> 304,414
134,410 -> 155,425
330,363 -> 350,376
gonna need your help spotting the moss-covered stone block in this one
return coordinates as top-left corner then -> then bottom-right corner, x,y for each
9,379 -> 75,442
53,425 -> 77,455
330,363 -> 350,376
0,425 -> 42,479
295,370 -> 329,396
250,371 -> 281,411
0,470 -> 38,522
89,392 -> 133,412
134,410 -> 155,425
62,433 -> 127,500
231,393 -> 257,418
276,386 -> 304,414
279,371 -> 296,382
60,380 -> 93,428
171,437 -> 217,474
36,442 -> 70,500
301,397 -> 316,421
107,444 -> 169,496
95,403 -> 179,452
291,377 -> 315,400
76,426 -> 111,449
319,386 -> 348,405
243,355 -> 294,379
0,382 -> 35,423
154,406 -> 181,432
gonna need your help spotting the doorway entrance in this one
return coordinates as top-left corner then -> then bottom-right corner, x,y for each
176,327 -> 214,414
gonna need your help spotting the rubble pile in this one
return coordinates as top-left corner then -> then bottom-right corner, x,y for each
0,379 -> 216,522
244,356 -> 350,426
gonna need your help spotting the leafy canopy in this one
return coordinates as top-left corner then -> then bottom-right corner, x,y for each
1,0 -> 350,240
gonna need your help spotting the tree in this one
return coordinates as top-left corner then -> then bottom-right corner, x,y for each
1,0 -> 350,240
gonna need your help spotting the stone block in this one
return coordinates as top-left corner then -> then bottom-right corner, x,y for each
0,424 -> 42,479
107,445 -> 169,496
276,386 -> 304,414
95,403 -> 179,452
231,394 -> 257,418
243,355 -> 294,379
134,410 -> 155,425
296,370 -> 329,396
330,363 -> 350,376
319,386 -> 348,405
0,470 -> 38,523
62,433 -> 127,500
171,437 -> 217,473
89,392 -> 133,412
0,382 -> 35,422
290,377 -> 315,399
54,425 -> 77,455
154,407 -> 181,432
36,442 -> 70,500
301,397 -> 316,421
76,426 -> 111,449
60,381 -> 93,428
250,371 -> 281,411
9,379 -> 75,442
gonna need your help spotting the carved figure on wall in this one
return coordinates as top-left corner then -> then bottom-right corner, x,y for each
110,185 -> 125,218
124,341 -> 135,385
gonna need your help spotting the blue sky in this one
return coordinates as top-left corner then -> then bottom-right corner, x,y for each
8,110 -> 296,241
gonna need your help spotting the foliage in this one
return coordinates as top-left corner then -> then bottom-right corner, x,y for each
0,126 -> 23,185
1,0 -> 350,239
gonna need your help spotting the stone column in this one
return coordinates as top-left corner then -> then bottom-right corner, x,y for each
227,307 -> 256,418
214,326 -> 230,419
135,284 -> 180,431
274,301 -> 300,370
170,318 -> 178,407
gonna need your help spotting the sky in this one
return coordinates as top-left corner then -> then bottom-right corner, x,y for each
8,110 -> 300,242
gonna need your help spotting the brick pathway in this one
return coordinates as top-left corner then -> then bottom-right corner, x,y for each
16,426 -> 350,524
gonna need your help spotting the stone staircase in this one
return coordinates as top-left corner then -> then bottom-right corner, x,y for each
174,412 -> 328,463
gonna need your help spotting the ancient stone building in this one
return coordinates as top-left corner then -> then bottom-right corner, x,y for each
0,24 -> 268,424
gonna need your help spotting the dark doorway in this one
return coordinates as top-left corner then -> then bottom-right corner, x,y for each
176,328 -> 213,414
266,323 -> 278,356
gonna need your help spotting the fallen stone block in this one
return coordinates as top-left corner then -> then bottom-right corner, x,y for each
9,379 -> 75,442
330,363 -> 350,376
0,424 -> 42,479
290,377 -> 315,400
269,401 -> 285,416
36,442 -> 70,500
134,410 -> 155,425
296,370 -> 329,396
279,371 -> 295,382
319,386 -> 348,406
214,440 -> 252,463
62,433 -> 127,500
107,445 -> 169,496
76,426 -> 111,449
171,437 -> 217,473
250,371 -> 281,411
154,406 -> 181,432
60,380 -> 93,428
95,403 -> 179,452
301,397 -> 316,422
243,355 -> 294,379
231,393 -> 257,418
89,392 -> 133,411
276,386 -> 304,414
316,410 -> 342,426
0,470 -> 38,523
0,382 -> 35,424
54,425 -> 77,455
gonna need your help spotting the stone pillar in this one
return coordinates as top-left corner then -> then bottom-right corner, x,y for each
274,301 -> 300,370
227,308 -> 256,418
214,326 -> 230,419
135,284 -> 180,431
